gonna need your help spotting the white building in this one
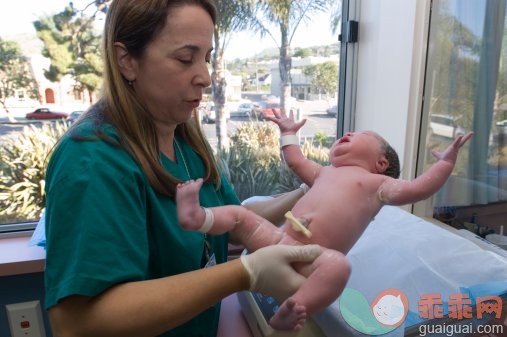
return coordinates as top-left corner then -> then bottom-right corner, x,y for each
269,55 -> 339,100
1,35 -> 90,118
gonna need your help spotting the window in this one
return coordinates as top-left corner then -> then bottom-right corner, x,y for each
0,1 -> 97,232
1,1 -> 342,232
419,0 -> 507,235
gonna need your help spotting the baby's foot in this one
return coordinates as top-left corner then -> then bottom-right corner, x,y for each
176,178 -> 204,230
269,298 -> 307,331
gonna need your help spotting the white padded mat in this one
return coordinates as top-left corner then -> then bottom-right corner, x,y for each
312,205 -> 507,337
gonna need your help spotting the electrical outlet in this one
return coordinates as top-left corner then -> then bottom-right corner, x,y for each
5,300 -> 46,337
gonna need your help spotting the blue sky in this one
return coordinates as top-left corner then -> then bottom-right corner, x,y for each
0,1 -> 94,35
226,12 -> 338,59
1,1 -> 338,59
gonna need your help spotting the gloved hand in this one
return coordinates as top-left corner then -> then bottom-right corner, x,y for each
240,244 -> 321,301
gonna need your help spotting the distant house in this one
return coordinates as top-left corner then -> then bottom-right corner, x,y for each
246,73 -> 271,88
257,73 -> 272,86
269,55 -> 339,101
225,71 -> 243,101
203,69 -> 243,102
30,55 -> 90,109
1,35 -> 91,118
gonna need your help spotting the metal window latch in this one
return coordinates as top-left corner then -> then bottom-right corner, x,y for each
338,20 -> 359,43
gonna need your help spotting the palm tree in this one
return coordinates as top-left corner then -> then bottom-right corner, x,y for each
212,1 -> 257,150
250,0 -> 330,112
330,0 -> 342,35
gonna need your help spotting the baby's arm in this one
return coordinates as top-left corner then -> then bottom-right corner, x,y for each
379,132 -> 473,205
176,179 -> 283,252
267,110 -> 323,186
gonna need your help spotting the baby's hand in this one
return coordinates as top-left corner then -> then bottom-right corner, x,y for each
431,131 -> 473,163
266,109 -> 306,135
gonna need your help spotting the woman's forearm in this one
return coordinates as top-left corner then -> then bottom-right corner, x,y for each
243,187 -> 304,225
49,259 -> 249,337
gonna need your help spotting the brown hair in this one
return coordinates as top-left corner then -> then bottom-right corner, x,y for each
82,0 -> 218,197
378,137 -> 400,179
382,144 -> 400,178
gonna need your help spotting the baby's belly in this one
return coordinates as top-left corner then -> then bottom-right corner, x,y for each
283,210 -> 371,253
279,231 -> 307,246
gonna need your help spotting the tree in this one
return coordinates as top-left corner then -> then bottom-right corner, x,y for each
425,8 -> 480,125
0,39 -> 39,122
293,47 -> 312,58
303,61 -> 338,99
248,0 -> 331,113
33,2 -> 105,104
211,0 -> 258,150
329,0 -> 342,35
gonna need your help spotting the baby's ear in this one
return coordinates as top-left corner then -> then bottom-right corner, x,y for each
376,156 -> 389,174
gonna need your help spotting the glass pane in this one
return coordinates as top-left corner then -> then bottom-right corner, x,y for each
0,1 -> 342,228
421,0 -> 507,237
0,1 -> 94,228
203,3 -> 342,201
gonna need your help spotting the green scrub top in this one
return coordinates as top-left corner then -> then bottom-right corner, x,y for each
44,120 -> 240,337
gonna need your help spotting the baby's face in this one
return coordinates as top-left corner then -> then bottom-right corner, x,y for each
334,131 -> 381,145
330,131 -> 383,164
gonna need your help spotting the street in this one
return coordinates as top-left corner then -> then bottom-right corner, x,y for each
0,101 -> 339,147
0,120 -> 35,140
201,99 -> 338,149
201,111 -> 337,150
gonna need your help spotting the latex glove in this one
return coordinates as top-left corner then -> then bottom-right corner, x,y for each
240,244 -> 321,300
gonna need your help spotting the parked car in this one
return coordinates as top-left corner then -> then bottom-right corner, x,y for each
251,101 -> 281,120
231,102 -> 254,118
497,119 -> 507,141
200,102 -> 216,123
497,119 -> 507,127
200,102 -> 233,123
67,110 -> 84,123
25,108 -> 68,120
429,114 -> 466,138
326,105 -> 338,116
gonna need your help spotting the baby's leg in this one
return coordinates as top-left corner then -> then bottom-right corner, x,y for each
269,248 -> 350,331
176,179 -> 283,252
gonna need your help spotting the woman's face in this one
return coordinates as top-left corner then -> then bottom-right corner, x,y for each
131,5 -> 213,128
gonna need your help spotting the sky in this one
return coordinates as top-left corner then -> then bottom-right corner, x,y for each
225,15 -> 338,60
0,1 -> 338,59
0,0 -> 103,36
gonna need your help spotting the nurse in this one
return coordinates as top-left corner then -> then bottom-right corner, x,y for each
43,1 -> 321,336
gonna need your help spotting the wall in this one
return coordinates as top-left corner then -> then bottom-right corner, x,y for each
352,0 -> 430,181
0,272 -> 52,337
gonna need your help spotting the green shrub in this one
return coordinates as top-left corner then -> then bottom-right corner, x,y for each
274,140 -> 330,194
313,131 -> 328,146
0,121 -> 69,222
216,122 -> 281,200
0,119 -> 331,222
216,122 -> 330,200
